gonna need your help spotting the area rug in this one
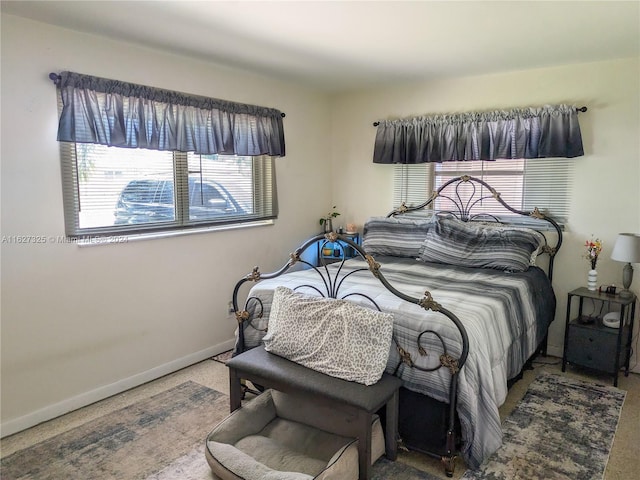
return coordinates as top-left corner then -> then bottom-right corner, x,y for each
211,349 -> 233,364
0,381 -> 228,480
147,445 -> 437,480
462,372 -> 626,480
1,381 -> 438,480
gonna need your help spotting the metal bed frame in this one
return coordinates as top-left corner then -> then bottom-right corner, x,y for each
230,175 -> 563,476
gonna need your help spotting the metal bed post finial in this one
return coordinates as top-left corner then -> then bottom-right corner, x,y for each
246,266 -> 261,282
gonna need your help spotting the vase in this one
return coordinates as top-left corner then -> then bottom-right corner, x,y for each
587,269 -> 598,291
323,218 -> 333,233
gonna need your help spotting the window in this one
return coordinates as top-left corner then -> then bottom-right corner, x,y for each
60,143 -> 277,238
393,158 -> 573,224
53,71 -> 284,240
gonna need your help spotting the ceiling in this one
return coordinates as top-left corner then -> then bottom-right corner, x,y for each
2,1 -> 639,92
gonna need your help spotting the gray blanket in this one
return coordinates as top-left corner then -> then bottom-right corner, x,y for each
237,257 -> 556,468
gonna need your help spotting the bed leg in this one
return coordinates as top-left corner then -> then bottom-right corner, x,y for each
441,429 -> 457,477
441,454 -> 456,477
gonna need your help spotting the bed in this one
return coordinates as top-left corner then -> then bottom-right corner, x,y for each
230,176 -> 562,475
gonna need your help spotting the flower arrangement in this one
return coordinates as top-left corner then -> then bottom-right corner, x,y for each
584,236 -> 603,270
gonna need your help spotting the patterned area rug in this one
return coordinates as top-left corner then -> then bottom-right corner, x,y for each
0,382 -> 229,480
462,372 -> 626,480
211,349 -> 233,364
147,445 -> 436,480
1,381 -> 437,480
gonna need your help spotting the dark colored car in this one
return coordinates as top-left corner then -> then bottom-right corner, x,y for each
114,178 -> 245,224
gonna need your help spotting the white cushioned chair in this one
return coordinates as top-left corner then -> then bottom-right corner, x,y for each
205,389 -> 385,480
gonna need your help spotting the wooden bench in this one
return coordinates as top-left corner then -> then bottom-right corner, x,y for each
227,345 -> 402,480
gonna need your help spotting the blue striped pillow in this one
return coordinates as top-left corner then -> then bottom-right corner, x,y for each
418,217 -> 544,272
362,216 -> 433,258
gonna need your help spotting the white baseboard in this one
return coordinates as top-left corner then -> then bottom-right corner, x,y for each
0,339 -> 235,438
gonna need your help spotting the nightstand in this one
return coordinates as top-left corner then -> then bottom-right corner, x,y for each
562,287 -> 636,386
316,232 -> 360,266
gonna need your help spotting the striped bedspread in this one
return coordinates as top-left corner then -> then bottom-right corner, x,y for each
237,256 -> 556,469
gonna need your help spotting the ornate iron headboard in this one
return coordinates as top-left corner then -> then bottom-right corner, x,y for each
389,175 -> 563,282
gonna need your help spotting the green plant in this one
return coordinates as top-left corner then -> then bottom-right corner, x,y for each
319,206 -> 340,226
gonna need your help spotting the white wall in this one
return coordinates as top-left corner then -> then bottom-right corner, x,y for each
2,13 -> 639,437
330,57 -> 640,362
0,15 -> 332,434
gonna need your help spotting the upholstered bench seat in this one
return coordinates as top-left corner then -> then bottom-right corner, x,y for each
224,345 -> 402,480
206,389 -> 385,480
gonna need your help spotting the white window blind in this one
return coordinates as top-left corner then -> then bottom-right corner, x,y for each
60,143 -> 277,237
392,163 -> 433,210
393,159 -> 573,223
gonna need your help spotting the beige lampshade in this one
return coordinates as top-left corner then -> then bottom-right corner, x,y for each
611,233 -> 640,263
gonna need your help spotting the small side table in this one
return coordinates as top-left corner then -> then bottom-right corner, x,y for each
316,232 -> 360,266
562,287 -> 636,386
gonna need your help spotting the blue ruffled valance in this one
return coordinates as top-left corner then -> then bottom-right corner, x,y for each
55,71 -> 285,156
373,104 -> 583,163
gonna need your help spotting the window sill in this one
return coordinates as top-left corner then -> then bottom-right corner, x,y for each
74,219 -> 274,247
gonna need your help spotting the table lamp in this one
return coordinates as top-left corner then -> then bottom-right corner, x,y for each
610,233 -> 640,299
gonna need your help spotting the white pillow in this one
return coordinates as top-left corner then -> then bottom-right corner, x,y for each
262,286 -> 394,386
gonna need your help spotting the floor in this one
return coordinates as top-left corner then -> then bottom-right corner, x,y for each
2,355 -> 639,479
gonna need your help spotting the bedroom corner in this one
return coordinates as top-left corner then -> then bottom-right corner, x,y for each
330,56 -> 640,371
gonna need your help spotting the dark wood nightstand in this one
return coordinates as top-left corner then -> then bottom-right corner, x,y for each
562,287 -> 636,386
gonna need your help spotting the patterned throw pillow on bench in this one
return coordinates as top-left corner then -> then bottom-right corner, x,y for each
263,286 -> 394,385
